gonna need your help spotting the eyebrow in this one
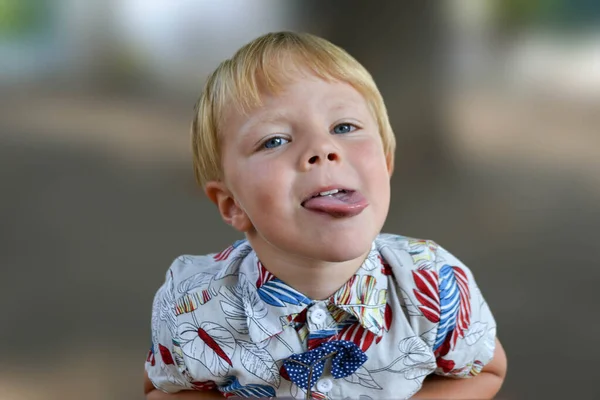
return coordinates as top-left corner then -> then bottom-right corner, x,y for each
328,101 -> 361,111
254,111 -> 289,125
240,111 -> 289,135
239,99 -> 364,137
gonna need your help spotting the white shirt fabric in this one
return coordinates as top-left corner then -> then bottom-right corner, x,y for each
145,233 -> 496,399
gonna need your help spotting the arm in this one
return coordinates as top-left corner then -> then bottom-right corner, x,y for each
144,370 -> 224,400
412,338 -> 507,399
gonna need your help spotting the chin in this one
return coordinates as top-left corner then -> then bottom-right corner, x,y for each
307,233 -> 375,263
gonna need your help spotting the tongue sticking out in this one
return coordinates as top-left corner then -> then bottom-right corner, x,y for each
302,190 -> 368,217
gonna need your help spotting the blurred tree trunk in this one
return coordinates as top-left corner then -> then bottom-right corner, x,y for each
299,1 -> 450,176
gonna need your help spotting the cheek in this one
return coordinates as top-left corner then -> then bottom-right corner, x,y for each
351,139 -> 391,209
351,139 -> 389,177
231,158 -> 289,213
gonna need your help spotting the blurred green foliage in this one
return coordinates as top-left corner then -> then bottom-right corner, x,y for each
498,0 -> 600,30
0,0 -> 51,39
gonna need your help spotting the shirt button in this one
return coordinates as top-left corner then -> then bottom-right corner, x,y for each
316,377 -> 333,392
309,309 -> 327,324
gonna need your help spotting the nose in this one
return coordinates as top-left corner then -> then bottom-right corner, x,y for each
308,152 -> 339,164
300,136 -> 341,171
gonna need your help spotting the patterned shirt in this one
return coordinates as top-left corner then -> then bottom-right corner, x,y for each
145,234 -> 496,399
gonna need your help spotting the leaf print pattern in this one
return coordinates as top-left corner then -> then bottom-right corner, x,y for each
256,261 -> 276,286
327,304 -> 348,323
443,363 -> 469,377
238,340 -> 281,387
379,255 -> 392,275
219,376 -> 276,398
297,324 -> 310,343
464,321 -> 487,346
219,300 -> 249,335
307,328 -> 340,350
175,289 -> 218,316
412,269 -> 440,323
221,275 -> 267,334
256,262 -> 311,307
419,327 -> 437,349
214,239 -> 247,261
146,234 -> 496,399
370,336 -> 436,380
178,272 -> 214,294
375,233 -> 408,250
279,362 -> 291,380
400,287 -> 423,317
407,239 -> 438,269
146,347 -> 155,366
220,273 -> 293,350
377,239 -> 415,270
483,326 -> 497,357
441,358 -> 485,377
179,321 -> 235,377
172,340 -> 187,370
151,270 -> 178,347
374,303 -> 393,345
258,279 -> 311,307
449,266 -> 471,347
331,275 -> 387,334
176,255 -> 196,264
436,264 -> 471,352
159,343 -> 175,365
343,366 -> 382,389
403,364 -> 434,380
214,243 -> 253,280
190,380 -> 217,391
165,368 -> 192,388
435,325 -> 496,376
280,309 -> 307,330
337,322 -> 376,353
436,357 -> 456,373
219,273 -> 269,335
469,360 -> 485,376
383,303 -> 393,332
175,272 -> 219,316
360,249 -> 381,271
398,337 -> 435,367
281,310 -> 310,343
289,381 -> 302,399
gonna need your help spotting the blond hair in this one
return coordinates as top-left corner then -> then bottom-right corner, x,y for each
191,31 -> 395,188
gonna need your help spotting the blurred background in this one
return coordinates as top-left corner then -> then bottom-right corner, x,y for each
1,1 -> 599,399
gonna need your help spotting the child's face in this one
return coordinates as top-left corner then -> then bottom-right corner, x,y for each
210,72 -> 391,263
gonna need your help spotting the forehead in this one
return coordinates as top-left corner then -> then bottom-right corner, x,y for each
261,74 -> 366,109
222,73 -> 368,134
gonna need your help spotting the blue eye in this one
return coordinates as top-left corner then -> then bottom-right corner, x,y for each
263,136 -> 289,149
332,123 -> 356,134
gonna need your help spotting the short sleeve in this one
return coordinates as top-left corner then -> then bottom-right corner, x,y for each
431,245 -> 497,378
145,265 -> 195,393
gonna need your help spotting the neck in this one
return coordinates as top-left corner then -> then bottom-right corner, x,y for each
246,236 -> 370,300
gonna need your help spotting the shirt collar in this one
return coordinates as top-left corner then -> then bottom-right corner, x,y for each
232,240 -> 391,343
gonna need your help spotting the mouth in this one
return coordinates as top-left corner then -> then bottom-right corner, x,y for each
301,187 -> 353,206
301,186 -> 368,217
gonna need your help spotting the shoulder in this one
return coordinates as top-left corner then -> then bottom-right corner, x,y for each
375,233 -> 443,271
376,234 -> 494,351
163,239 -> 254,300
374,233 -> 476,294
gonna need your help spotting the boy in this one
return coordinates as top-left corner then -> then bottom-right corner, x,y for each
144,31 -> 507,399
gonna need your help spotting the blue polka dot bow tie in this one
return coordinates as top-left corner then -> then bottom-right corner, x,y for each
282,340 -> 367,390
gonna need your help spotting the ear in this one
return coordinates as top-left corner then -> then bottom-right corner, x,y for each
204,181 -> 253,232
386,153 -> 394,177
